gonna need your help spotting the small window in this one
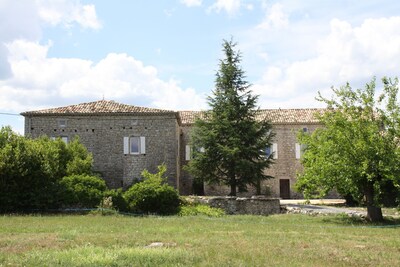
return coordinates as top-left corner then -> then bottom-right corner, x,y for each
303,127 -> 308,132
130,137 -> 140,154
123,136 -> 146,155
266,143 -> 278,159
58,119 -> 67,128
185,145 -> 205,161
295,143 -> 307,159
265,146 -> 272,157
61,136 -> 68,144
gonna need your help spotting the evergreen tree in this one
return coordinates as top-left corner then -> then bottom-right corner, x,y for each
187,39 -> 274,196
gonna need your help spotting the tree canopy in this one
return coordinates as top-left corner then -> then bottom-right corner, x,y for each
296,77 -> 400,222
186,39 -> 274,196
0,127 -> 93,212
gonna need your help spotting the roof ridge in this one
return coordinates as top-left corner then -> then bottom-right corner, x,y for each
21,99 -> 175,115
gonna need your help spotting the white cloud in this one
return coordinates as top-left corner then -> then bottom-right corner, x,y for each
37,0 -> 102,29
0,40 -> 206,114
0,0 -> 101,80
208,0 -> 241,16
257,3 -> 289,30
252,16 -> 400,108
180,0 -> 202,7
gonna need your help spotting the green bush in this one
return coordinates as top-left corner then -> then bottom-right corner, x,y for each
123,165 -> 180,215
179,204 -> 225,217
103,188 -> 128,212
60,174 -> 107,208
0,127 -> 94,212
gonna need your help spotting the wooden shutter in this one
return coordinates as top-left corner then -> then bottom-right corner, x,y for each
140,136 -> 146,154
123,137 -> 129,154
295,143 -> 301,159
272,143 -> 278,159
185,145 -> 191,161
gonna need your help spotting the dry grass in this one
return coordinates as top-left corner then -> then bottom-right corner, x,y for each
0,214 -> 399,266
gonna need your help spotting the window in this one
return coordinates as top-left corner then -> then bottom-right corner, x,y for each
295,143 -> 307,159
130,137 -> 140,154
58,119 -> 67,128
185,145 -> 205,161
265,143 -> 278,159
185,145 -> 191,161
124,136 -> 146,155
302,127 -> 308,133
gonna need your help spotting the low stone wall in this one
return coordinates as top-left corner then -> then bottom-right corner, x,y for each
185,196 -> 281,215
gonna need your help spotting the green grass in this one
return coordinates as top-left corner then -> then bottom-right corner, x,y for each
1,214 -> 399,266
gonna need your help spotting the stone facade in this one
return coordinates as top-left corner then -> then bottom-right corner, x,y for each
22,100 -> 326,199
23,112 -> 179,189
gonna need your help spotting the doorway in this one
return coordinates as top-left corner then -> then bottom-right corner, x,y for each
280,179 -> 290,199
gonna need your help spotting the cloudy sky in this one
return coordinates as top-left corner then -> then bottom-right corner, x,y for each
1,0 -> 400,133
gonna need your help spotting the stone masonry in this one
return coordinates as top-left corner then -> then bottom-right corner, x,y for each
22,100 -> 327,199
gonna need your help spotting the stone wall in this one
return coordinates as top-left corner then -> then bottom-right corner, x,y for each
182,123 -> 323,199
25,114 -> 179,189
186,196 -> 281,215
179,125 -> 193,195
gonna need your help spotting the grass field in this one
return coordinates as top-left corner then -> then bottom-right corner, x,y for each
1,214 -> 399,266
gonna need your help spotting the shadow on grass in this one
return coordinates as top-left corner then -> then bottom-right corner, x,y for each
322,213 -> 400,227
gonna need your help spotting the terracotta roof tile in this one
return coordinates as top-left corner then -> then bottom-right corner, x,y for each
21,100 -> 323,124
178,108 -> 324,125
21,100 -> 175,116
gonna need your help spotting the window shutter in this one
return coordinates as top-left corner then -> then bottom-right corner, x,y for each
140,136 -> 146,154
272,143 -> 278,159
295,143 -> 301,159
185,145 -> 191,161
123,137 -> 129,154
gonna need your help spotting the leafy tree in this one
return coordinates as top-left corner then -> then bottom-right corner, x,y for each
65,136 -> 93,176
186,39 -> 274,196
0,128 -> 94,212
296,77 -> 400,222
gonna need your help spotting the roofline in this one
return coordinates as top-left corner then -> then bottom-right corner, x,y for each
20,111 -> 178,117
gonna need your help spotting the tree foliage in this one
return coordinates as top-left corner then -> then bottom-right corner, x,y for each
0,128 -> 94,212
60,174 -> 107,208
123,164 -> 180,215
186,39 -> 274,196
296,77 -> 400,222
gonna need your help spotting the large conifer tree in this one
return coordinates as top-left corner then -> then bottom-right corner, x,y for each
187,39 -> 274,196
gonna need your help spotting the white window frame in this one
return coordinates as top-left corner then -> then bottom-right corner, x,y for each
272,143 -> 278,159
295,143 -> 307,159
61,136 -> 68,144
185,145 -> 191,161
124,136 -> 146,155
185,145 -> 205,161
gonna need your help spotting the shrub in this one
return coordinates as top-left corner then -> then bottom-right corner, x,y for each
60,174 -> 107,208
89,196 -> 119,216
0,127 -> 94,212
179,204 -> 225,217
123,164 -> 180,215
103,188 -> 128,212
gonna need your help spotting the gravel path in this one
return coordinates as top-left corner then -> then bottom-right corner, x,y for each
283,204 -> 367,217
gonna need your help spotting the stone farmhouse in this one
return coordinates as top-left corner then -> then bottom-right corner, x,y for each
21,100 -> 323,199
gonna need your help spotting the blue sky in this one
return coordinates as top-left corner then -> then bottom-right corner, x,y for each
1,0 -> 400,133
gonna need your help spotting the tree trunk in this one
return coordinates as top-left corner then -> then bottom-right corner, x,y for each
229,173 -> 237,196
365,182 -> 383,222
255,180 -> 261,195
366,206 -> 383,222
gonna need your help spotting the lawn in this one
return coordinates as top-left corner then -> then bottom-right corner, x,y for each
0,214 -> 399,266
